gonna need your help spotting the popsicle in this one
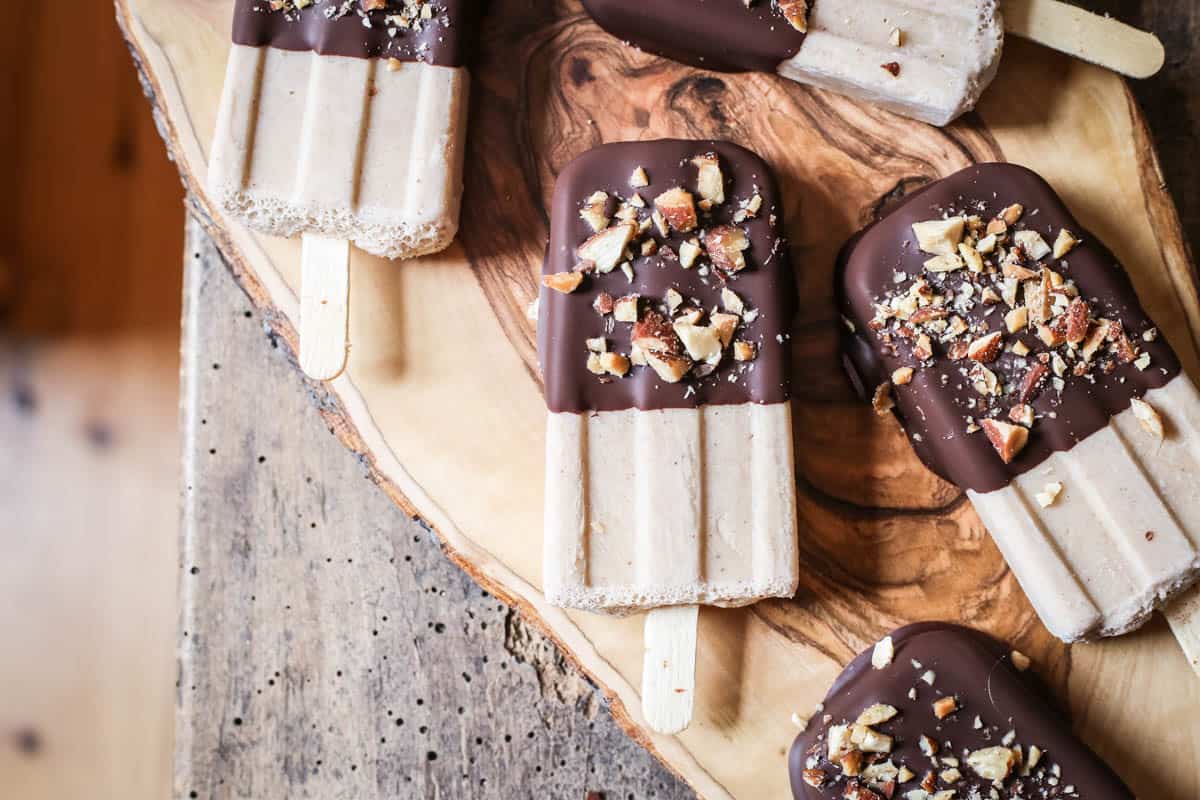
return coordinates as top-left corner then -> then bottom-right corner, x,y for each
208,0 -> 475,379
838,163 -> 1200,667
580,0 -> 1164,127
539,139 -> 799,732
789,622 -> 1135,799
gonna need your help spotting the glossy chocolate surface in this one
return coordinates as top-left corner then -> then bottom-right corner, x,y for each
789,622 -> 1135,799
539,139 -> 795,414
581,0 -> 806,73
232,0 -> 477,66
839,163 -> 1180,493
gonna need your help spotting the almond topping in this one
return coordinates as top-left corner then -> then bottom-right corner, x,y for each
733,341 -> 757,362
704,225 -> 750,272
932,696 -> 958,719
629,166 -> 649,188
1130,397 -> 1164,439
1053,228 -> 1079,259
653,187 -> 698,233
541,271 -> 583,294
692,153 -> 725,206
912,217 -> 965,256
577,222 -> 636,274
613,295 -> 639,323
981,419 -> 1028,464
579,190 -> 610,232
967,331 -> 1003,363
892,367 -> 914,386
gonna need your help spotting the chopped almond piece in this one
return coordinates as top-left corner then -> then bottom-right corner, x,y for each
801,768 -> 824,788
1130,397 -> 1164,439
653,187 -> 698,232
733,341 -> 757,362
1081,319 -> 1112,361
839,749 -> 864,777
542,271 -> 583,294
913,334 -> 934,361
924,253 -> 964,273
665,288 -> 683,313
932,696 -> 958,719
632,311 -> 683,354
1002,262 -> 1038,281
1010,650 -> 1032,671
968,331 -> 1003,363
629,166 -> 649,188
967,746 -> 1017,784
651,210 -> 669,237
1062,297 -> 1091,343
856,704 -> 899,727
673,320 -> 723,362
598,351 -> 630,377
986,217 -> 1008,236
593,292 -> 614,316
613,295 -> 639,323
721,287 -> 745,316
1053,228 -> 1079,259
778,0 -> 809,32
710,313 -> 740,348
579,191 -> 610,232
585,353 -> 604,375
678,239 -> 702,269
1036,481 -> 1064,508
1005,306 -> 1028,333
911,217 -> 965,256
643,351 -> 691,383
872,383 -> 895,416
959,242 -> 984,272
892,367 -> 914,385
1013,229 -> 1051,261
981,419 -> 1028,464
705,225 -> 750,272
692,153 -> 725,206
1000,203 -> 1024,225
577,222 -> 636,274
1037,324 -> 1065,348
640,239 -> 658,257
1009,404 -> 1035,427
871,636 -> 895,669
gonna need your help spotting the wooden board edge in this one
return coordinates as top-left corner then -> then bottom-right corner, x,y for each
113,4 -> 726,797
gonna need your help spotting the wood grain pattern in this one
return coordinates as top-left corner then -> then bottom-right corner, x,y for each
119,1 -> 1200,797
177,217 -> 695,799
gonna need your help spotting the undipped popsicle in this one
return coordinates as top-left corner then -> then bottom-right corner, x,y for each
789,623 -> 1136,799
838,163 -> 1200,661
580,0 -> 1164,127
539,139 -> 799,731
208,0 -> 475,378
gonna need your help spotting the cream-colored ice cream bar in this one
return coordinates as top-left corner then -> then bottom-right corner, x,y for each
972,375 -> 1200,642
544,404 -> 798,614
538,139 -> 800,617
207,0 -> 474,260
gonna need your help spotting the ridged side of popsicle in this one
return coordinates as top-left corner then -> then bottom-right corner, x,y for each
544,403 -> 799,614
970,374 -> 1200,641
208,45 -> 468,260
778,0 -> 1004,126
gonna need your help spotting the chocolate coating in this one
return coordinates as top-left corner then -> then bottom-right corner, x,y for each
581,0 -> 805,73
232,0 -> 478,66
789,622 -> 1135,799
539,140 -> 795,414
839,163 -> 1181,493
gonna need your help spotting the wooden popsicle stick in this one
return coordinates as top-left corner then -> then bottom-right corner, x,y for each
1165,584 -> 1200,677
299,234 -> 351,381
642,605 -> 698,735
1003,0 -> 1165,79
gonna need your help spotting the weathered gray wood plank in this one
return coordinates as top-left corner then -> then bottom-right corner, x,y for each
176,215 -> 694,799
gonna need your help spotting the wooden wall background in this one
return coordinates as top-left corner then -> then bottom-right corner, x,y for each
0,3 -> 184,799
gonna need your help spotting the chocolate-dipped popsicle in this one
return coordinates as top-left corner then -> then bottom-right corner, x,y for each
209,0 -> 478,378
539,140 -> 799,731
789,622 -> 1136,799
838,162 -> 1200,649
582,0 -> 1004,126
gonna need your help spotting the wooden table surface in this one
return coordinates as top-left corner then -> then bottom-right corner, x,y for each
177,3 -> 1200,798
